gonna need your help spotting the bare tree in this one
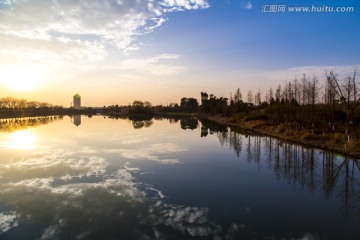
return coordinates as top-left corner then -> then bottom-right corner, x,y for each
293,78 -> 301,121
255,88 -> 261,106
309,75 -> 320,122
326,70 -> 359,137
267,87 -> 274,103
234,88 -> 242,103
247,90 -> 253,104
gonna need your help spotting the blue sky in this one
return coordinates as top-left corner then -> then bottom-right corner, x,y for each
0,0 -> 359,106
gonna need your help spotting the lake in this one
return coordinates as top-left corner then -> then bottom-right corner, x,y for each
0,116 -> 359,240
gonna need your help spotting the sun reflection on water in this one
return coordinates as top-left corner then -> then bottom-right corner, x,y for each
7,130 -> 36,150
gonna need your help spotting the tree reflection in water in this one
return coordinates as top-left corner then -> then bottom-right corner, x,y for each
0,116 -> 63,132
180,117 -> 198,130
1,117 -> 359,239
127,115 -> 154,129
128,116 -> 199,130
131,120 -> 153,129
201,119 -> 360,219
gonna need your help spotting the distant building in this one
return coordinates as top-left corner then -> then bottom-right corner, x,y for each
73,93 -> 81,109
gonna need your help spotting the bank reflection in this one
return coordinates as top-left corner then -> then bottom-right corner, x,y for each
71,115 -> 81,126
0,116 -> 62,150
1,117 -> 359,239
180,117 -> 198,130
201,119 -> 360,219
74,115 -> 198,130
127,116 -> 198,130
0,116 -> 63,132
128,116 -> 153,129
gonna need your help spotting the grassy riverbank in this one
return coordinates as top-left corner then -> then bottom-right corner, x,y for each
206,114 -> 360,159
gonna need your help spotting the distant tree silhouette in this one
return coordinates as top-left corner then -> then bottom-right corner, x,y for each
129,100 -> 153,115
180,97 -> 198,112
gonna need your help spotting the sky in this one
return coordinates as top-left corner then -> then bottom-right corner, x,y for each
0,0 -> 359,107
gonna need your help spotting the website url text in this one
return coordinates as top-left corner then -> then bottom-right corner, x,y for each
262,5 -> 355,13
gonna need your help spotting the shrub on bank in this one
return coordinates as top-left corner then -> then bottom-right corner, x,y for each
231,112 -> 247,123
301,132 -> 322,141
331,133 -> 345,144
244,113 -> 268,122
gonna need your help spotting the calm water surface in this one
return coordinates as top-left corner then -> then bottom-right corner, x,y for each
0,116 -> 359,240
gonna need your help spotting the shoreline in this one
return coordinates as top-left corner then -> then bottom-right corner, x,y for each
205,114 -> 360,159
1,111 -> 359,159
0,108 -> 96,119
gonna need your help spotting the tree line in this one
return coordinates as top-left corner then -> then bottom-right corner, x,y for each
2,70 -> 359,139
0,97 -> 95,118
106,70 -> 359,134
105,97 -> 200,116
123,69 -> 357,143
199,70 -> 359,137
0,97 -> 57,109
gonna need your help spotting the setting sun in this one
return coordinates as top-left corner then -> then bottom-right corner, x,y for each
0,64 -> 45,91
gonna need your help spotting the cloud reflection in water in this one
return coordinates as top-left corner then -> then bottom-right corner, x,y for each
105,142 -> 186,164
0,117 -> 337,239
0,131 -> 225,239
0,212 -> 18,234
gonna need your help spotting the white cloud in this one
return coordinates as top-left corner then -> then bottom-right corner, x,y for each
0,0 -> 210,57
162,0 -> 210,11
244,1 -> 252,10
264,64 -> 360,82
0,0 -> 208,87
109,54 -> 187,76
